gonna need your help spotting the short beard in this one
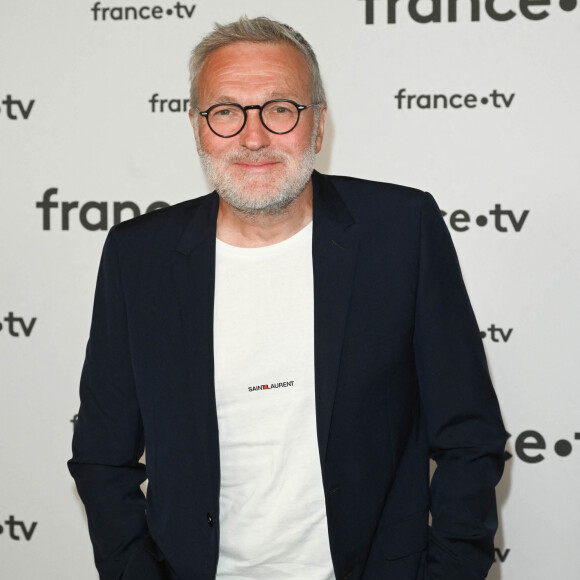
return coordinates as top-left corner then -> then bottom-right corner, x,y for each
198,131 -> 318,217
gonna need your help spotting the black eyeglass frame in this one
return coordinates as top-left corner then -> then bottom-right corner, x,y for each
198,99 -> 318,138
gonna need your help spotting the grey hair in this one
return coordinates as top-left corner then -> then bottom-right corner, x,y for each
188,16 -> 327,111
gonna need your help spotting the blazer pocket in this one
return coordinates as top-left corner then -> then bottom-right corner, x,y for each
378,509 -> 428,561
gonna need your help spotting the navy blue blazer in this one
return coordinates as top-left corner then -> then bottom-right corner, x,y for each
69,171 -> 506,580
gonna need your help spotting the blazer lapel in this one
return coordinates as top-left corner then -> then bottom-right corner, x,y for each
172,193 -> 221,490
173,192 -> 219,387
312,171 -> 359,473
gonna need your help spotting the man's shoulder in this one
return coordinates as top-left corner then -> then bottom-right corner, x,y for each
316,172 -> 435,221
323,172 -> 426,198
109,191 -> 217,251
114,192 -> 214,232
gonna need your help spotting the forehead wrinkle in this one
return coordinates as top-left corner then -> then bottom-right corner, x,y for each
206,64 -> 299,95
205,70 -> 301,97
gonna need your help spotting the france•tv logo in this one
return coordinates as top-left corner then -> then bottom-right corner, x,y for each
358,0 -> 577,24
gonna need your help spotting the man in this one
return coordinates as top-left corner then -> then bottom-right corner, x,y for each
69,16 -> 506,580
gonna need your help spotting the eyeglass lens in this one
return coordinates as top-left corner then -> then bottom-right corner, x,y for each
207,101 -> 300,137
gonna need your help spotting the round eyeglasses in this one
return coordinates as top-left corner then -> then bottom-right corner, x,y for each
198,99 -> 317,138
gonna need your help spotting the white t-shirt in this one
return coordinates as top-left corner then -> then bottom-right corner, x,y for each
213,222 -> 335,580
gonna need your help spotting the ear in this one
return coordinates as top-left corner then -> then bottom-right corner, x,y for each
189,108 -> 201,153
314,105 -> 327,154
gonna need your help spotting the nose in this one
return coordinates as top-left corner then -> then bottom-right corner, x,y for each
238,109 -> 271,150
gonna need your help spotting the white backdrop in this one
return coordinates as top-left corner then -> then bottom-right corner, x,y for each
1,1 -> 579,578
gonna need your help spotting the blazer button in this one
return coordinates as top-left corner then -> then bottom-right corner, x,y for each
207,512 -> 213,527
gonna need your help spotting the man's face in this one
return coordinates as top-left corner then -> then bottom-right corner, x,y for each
189,41 -> 326,215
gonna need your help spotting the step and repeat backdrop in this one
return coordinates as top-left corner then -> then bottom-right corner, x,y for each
1,1 -> 579,578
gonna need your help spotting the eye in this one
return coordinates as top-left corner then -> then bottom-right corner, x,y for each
208,105 -> 244,121
211,107 -> 234,118
264,102 -> 295,117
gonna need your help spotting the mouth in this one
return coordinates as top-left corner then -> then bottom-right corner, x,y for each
232,161 -> 281,173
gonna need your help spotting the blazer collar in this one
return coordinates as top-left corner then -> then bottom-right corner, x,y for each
175,191 -> 220,256
312,170 -> 355,231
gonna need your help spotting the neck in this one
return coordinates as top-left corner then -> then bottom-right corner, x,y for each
216,180 -> 313,248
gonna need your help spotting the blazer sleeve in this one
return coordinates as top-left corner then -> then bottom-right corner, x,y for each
412,193 -> 507,580
68,226 -> 149,580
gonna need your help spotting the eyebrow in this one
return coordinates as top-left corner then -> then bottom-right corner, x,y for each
212,96 -> 238,103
